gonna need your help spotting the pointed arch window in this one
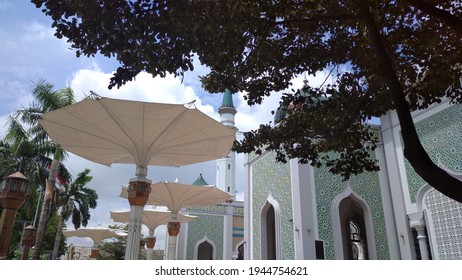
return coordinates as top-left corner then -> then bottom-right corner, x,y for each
260,194 -> 281,260
332,187 -> 377,260
194,236 -> 216,260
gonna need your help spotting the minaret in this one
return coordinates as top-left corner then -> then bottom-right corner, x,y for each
216,89 -> 237,195
216,89 -> 237,260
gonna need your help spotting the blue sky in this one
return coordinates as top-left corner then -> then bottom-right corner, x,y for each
0,1 -> 327,250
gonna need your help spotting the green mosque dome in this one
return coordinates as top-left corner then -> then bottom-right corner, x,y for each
192,173 -> 209,186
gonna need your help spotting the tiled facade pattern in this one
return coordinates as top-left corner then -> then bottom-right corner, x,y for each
234,205 -> 244,215
424,188 -> 462,259
187,204 -> 228,214
185,214 -> 224,260
250,149 -> 390,260
313,155 -> 390,260
251,153 -> 295,259
405,104 -> 462,203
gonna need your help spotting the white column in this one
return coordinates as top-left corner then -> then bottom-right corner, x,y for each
176,219 -> 188,260
290,159 -> 318,259
125,205 -> 144,260
375,140 -> 401,259
223,204 -> 234,260
409,211 -> 430,260
166,236 -> 178,260
243,153 -> 252,260
146,248 -> 153,260
380,111 -> 417,259
124,174 -> 151,260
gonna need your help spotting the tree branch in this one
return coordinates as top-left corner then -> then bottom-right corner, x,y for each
404,0 -> 462,35
355,0 -> 462,203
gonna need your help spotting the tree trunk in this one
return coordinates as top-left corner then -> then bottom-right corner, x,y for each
32,157 -> 59,259
32,193 -> 52,259
355,0 -> 462,203
51,213 -> 64,260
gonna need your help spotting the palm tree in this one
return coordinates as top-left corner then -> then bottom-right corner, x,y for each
3,117 -> 70,187
51,169 -> 98,260
2,122 -> 71,258
11,79 -> 75,259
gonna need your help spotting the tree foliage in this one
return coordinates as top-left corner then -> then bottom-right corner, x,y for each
6,79 -> 75,259
1,112 -> 70,259
96,225 -> 144,260
51,168 -> 98,259
97,237 -> 127,260
31,1 -> 462,202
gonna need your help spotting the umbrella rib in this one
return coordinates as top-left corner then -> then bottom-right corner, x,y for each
166,183 -> 182,213
43,102 -> 137,160
151,122 -> 234,156
181,188 -> 221,206
146,106 -> 189,161
97,99 -> 142,164
153,135 -> 235,162
41,118 -> 134,157
171,185 -> 226,209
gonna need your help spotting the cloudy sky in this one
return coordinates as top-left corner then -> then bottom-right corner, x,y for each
0,1 -> 329,250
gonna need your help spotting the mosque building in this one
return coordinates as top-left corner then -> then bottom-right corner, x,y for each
242,93 -> 462,260
179,87 -> 462,260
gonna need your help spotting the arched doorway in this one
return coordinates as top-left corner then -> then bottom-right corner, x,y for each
332,187 -> 376,260
194,236 -> 216,260
339,197 -> 368,260
237,242 -> 244,260
197,240 -> 214,260
260,195 -> 281,260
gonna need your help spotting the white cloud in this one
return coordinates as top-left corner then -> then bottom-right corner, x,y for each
21,21 -> 56,42
69,69 -> 218,120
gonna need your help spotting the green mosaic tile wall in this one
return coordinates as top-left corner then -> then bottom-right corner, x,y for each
186,214 -> 224,260
251,150 -> 389,260
314,158 -> 390,260
404,104 -> 462,203
252,152 -> 295,260
187,205 -> 227,213
234,206 -> 244,215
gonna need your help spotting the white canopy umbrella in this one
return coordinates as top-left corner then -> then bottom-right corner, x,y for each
62,227 -> 124,244
39,96 -> 236,260
110,209 -> 196,235
120,181 -> 232,259
110,209 -> 196,260
63,227 -> 125,260
119,181 -> 233,213
39,97 -> 236,169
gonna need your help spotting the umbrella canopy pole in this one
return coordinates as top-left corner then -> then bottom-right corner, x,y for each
145,235 -> 156,260
166,221 -> 181,260
90,247 -> 100,260
125,170 -> 151,260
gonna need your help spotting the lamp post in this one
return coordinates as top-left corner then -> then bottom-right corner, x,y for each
0,171 -> 29,259
20,225 -> 36,260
